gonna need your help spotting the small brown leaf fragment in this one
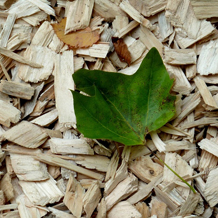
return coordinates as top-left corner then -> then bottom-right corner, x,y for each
52,18 -> 100,48
112,37 -> 131,65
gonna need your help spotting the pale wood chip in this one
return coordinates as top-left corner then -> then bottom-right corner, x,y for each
96,198 -> 106,218
105,173 -> 138,211
0,99 -> 21,127
150,197 -> 168,218
65,0 -> 94,34
178,192 -> 200,216
8,0 -> 40,19
0,173 -> 14,202
76,43 -> 110,58
2,121 -> 48,148
63,175 -> 84,217
48,207 -> 76,218
19,175 -> 64,206
75,155 -> 110,172
128,0 -> 167,17
31,108 -> 58,127
140,25 -> 163,56
0,46 -> 42,68
17,194 -> 48,217
31,21 -> 54,47
197,39 -> 218,75
198,138 -> 218,158
49,138 -> 94,155
164,49 -> 196,65
129,155 -> 163,183
204,168 -> 218,207
135,202 -> 150,218
107,201 -> 142,218
104,160 -> 128,196
93,0 -> 127,21
83,181 -> 101,218
9,145 -> 50,181
0,80 -> 34,99
0,13 -> 17,47
54,50 -> 76,129
194,76 -> 218,110
119,0 -> 154,30
191,0 -> 218,19
158,11 -> 173,42
27,0 -> 55,16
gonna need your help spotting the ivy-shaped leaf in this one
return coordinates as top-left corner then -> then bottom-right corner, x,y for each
72,48 -> 176,146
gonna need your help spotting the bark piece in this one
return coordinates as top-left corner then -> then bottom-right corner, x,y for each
65,0 -> 94,33
83,181 -> 101,218
2,121 -> 48,148
0,100 -> 21,127
19,175 -> 64,206
107,201 -> 142,218
105,173 -> 138,211
18,45 -> 56,83
49,138 -> 94,155
54,51 -> 76,129
129,155 -> 163,183
0,80 -> 34,100
63,174 -> 85,218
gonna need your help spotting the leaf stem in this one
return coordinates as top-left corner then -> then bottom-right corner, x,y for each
146,145 -> 196,194
158,157 -> 196,194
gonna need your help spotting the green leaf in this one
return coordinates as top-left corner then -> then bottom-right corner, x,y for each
72,47 -> 176,146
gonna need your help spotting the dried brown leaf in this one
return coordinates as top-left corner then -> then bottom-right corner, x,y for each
112,37 -> 131,65
52,18 -> 100,48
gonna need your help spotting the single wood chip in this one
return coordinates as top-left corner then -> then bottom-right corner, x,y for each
2,121 -> 48,148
